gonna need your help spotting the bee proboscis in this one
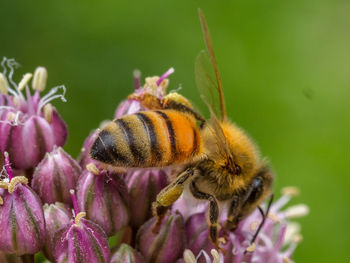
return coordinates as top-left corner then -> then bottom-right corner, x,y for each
90,9 -> 274,251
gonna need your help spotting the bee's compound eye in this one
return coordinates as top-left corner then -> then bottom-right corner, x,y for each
235,164 -> 242,175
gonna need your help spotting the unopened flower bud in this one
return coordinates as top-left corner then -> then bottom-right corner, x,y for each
110,244 -> 145,263
32,66 -> 48,91
77,130 -> 99,168
136,213 -> 185,263
125,169 -> 168,228
185,212 -> 214,257
32,147 -> 81,205
0,175 -> 45,255
53,213 -> 110,263
76,164 -> 130,236
43,202 -> 72,261
0,252 -> 28,263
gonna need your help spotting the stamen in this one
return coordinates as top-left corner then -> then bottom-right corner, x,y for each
156,67 -> 174,86
86,163 -> 100,175
37,85 -> 66,114
284,204 -> 309,219
292,233 -> 303,243
281,186 -> 300,197
268,213 -> 281,223
183,249 -> 196,263
211,249 -> 220,263
0,196 -> 3,205
0,73 -> 9,94
8,176 -> 28,194
70,189 -> 80,215
43,103 -> 53,123
245,242 -> 256,253
18,73 -> 33,91
32,66 -> 47,91
133,69 -> 141,91
283,257 -> 292,263
250,221 -> 259,231
4,152 -> 13,181
0,181 -> 9,189
74,212 -> 86,226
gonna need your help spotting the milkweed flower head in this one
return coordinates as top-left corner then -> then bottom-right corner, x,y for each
0,57 -> 67,169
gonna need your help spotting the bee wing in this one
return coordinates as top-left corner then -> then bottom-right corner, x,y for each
195,9 -> 226,120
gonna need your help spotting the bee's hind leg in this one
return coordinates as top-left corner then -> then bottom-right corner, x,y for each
152,168 -> 194,233
189,179 -> 225,253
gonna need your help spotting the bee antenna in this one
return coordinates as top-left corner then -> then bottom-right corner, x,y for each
244,194 -> 274,254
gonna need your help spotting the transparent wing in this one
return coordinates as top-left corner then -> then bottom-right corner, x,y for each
195,49 -> 223,119
195,8 -> 226,120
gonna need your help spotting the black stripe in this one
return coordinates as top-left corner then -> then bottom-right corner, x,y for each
136,112 -> 162,163
90,130 -> 129,165
155,111 -> 177,157
191,127 -> 198,156
116,118 -> 145,165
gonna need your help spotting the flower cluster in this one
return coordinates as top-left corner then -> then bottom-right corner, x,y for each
0,61 -> 308,263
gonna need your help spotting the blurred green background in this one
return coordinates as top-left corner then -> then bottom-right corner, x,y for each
1,0 -> 350,262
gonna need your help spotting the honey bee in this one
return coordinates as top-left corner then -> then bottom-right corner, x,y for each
90,9 -> 273,251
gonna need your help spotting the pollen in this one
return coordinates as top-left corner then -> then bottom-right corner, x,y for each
86,163 -> 100,175
43,103 -> 53,123
250,221 -> 259,231
281,186 -> 300,196
0,181 -> 9,189
246,242 -> 256,253
183,249 -> 196,263
74,211 -> 86,226
32,66 -> 48,91
211,249 -> 220,263
8,176 -> 28,194
18,73 -> 33,91
284,204 -> 310,219
0,73 -> 9,94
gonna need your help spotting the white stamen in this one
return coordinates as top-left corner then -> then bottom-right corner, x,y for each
0,73 -> 9,94
281,186 -> 300,197
250,221 -> 259,231
32,66 -> 48,91
18,73 -> 33,91
183,249 -> 197,263
284,222 -> 301,245
86,163 -> 100,175
284,204 -> 309,219
43,103 -> 53,123
268,213 -> 281,223
283,257 -> 292,263
292,233 -> 303,243
211,249 -> 220,263
246,242 -> 256,253
37,85 -> 66,114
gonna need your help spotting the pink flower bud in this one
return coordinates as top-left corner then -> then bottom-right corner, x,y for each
125,169 -> 168,228
110,244 -> 145,263
43,202 -> 72,261
77,163 -> 130,236
0,177 -> 46,255
136,213 -> 185,263
31,147 -> 81,205
52,214 -> 110,263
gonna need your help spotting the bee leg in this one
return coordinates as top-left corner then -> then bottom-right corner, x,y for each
189,180 -> 224,252
225,195 -> 242,231
152,168 -> 194,233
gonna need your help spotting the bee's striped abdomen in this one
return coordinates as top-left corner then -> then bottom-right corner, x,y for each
90,110 -> 201,168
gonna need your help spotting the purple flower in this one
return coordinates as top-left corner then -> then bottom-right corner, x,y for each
0,58 -> 67,169
52,190 -> 111,263
136,212 -> 186,263
31,146 -> 81,205
76,163 -> 130,236
125,169 -> 168,228
179,187 -> 308,263
43,202 -> 72,261
110,244 -> 145,263
0,153 -> 46,255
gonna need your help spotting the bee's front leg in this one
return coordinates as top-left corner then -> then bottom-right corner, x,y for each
189,180 -> 225,253
152,168 -> 194,233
